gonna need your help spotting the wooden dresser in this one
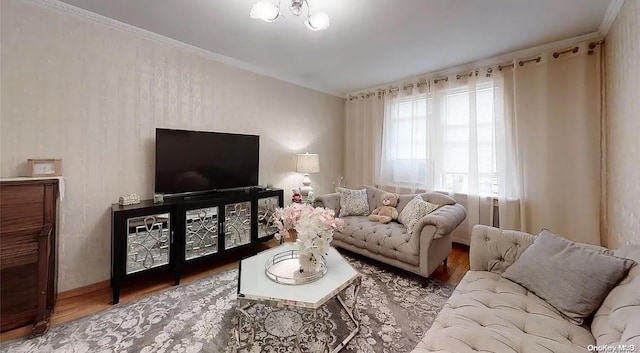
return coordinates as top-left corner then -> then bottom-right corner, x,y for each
0,178 -> 59,335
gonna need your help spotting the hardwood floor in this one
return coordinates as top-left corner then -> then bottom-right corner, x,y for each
0,241 -> 470,342
430,243 -> 471,284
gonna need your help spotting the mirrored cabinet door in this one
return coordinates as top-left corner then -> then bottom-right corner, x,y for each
126,213 -> 171,275
257,197 -> 279,239
185,207 -> 219,260
224,202 -> 251,250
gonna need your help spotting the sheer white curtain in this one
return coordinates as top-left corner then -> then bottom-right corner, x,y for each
344,92 -> 384,188
348,40 -> 601,245
493,67 -> 526,231
377,71 -> 519,241
378,82 -> 430,193
431,71 -> 520,239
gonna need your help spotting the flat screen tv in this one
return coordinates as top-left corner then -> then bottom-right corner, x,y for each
155,128 -> 259,195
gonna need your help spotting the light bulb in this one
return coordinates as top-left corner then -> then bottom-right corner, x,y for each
250,1 -> 280,23
305,12 -> 330,31
290,0 -> 304,16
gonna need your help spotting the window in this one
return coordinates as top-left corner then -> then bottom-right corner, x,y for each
440,84 -> 498,195
382,82 -> 498,196
382,94 -> 429,185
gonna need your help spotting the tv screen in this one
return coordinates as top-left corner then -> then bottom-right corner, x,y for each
155,128 -> 259,194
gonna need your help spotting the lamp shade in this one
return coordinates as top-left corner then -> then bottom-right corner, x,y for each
296,153 -> 320,174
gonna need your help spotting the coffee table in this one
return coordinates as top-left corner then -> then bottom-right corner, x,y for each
235,243 -> 362,352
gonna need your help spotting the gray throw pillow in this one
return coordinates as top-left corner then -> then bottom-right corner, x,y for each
336,188 -> 369,217
398,195 -> 438,234
502,229 -> 635,325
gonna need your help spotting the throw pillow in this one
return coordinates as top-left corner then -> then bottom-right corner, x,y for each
336,188 -> 370,217
398,195 -> 439,234
502,229 -> 635,325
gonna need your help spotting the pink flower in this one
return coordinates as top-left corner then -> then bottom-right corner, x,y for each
273,204 -> 343,245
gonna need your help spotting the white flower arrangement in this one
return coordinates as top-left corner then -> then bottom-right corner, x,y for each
274,203 -> 344,273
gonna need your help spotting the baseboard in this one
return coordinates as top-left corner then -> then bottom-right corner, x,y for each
57,280 -> 110,300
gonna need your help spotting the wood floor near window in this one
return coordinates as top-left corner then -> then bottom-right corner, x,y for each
0,242 -> 470,342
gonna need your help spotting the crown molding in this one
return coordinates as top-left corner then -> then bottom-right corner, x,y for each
349,31 -> 603,96
599,0 -> 626,36
24,0 -> 343,97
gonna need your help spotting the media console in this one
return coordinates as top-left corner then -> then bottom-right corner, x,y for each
110,187 -> 283,304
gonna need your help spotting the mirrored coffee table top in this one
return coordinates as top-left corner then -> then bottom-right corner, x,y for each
238,243 -> 360,309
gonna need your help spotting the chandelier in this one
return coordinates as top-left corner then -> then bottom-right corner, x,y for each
250,0 -> 330,31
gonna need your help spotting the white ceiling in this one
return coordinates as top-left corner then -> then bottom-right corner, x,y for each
58,0 -> 612,96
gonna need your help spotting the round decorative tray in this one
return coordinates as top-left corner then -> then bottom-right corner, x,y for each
265,249 -> 327,285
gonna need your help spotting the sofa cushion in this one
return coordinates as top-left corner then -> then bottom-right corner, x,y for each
398,195 -> 439,234
412,271 -> 596,353
336,187 -> 370,217
502,230 -> 635,325
333,216 -> 419,265
591,245 -> 640,348
365,185 -> 385,213
364,185 -> 455,214
314,192 -> 340,215
396,193 -> 452,213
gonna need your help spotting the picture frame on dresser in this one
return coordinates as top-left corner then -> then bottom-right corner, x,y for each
27,159 -> 63,177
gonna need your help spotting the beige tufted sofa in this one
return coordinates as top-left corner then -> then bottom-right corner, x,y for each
411,225 -> 640,353
315,186 -> 467,285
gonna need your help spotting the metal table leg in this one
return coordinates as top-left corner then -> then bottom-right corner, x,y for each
295,277 -> 362,353
333,277 -> 361,353
236,276 -> 362,353
235,298 -> 256,351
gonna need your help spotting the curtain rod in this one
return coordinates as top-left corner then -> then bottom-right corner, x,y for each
553,46 -> 579,58
348,40 -> 605,98
588,40 -> 604,55
518,56 -> 541,67
348,36 -> 605,96
385,81 -> 428,94
348,88 -> 388,100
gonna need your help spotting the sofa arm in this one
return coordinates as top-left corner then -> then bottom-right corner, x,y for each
314,192 -> 340,215
414,204 -> 467,239
469,225 -> 536,274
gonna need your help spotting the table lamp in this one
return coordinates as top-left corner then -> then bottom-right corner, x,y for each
296,153 -> 319,201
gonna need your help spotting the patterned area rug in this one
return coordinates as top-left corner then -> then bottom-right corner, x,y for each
1,251 -> 454,353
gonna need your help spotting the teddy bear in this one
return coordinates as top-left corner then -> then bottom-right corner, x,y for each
291,188 -> 303,203
369,192 -> 399,224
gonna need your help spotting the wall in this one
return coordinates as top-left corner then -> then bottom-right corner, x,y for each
0,0 -> 344,291
605,0 -> 640,248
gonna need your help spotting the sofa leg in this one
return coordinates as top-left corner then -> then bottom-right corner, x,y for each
420,277 -> 427,288
443,257 -> 448,267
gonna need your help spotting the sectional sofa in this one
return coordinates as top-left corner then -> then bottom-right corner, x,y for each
411,225 -> 640,353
